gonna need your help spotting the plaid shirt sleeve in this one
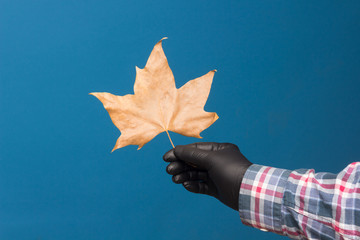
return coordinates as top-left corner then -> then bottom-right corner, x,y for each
239,163 -> 360,240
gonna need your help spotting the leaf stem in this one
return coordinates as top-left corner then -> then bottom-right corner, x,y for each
165,130 -> 175,148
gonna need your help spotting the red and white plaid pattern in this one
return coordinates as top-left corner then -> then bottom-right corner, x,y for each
239,163 -> 360,239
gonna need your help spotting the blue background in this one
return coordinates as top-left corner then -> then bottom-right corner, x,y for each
1,1 -> 360,239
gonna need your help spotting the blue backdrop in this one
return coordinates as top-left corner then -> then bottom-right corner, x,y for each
1,1 -> 360,239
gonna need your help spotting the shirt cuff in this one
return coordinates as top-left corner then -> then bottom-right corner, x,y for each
239,164 -> 291,234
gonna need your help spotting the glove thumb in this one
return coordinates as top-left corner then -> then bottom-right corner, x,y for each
174,145 -> 211,170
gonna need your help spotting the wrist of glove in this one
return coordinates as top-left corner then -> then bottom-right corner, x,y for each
163,142 -> 252,211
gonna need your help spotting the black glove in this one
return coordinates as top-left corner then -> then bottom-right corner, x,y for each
163,142 -> 252,211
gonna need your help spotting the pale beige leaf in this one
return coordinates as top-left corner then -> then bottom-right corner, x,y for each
90,38 -> 219,151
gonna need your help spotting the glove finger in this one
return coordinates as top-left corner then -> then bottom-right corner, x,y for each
166,161 -> 193,175
172,171 -> 208,183
183,181 -> 216,196
174,145 -> 210,170
163,148 -> 177,162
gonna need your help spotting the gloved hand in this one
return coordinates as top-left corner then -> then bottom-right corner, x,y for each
163,142 -> 252,211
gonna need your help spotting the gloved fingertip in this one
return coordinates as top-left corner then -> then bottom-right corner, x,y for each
163,148 -> 176,162
183,181 -> 191,189
172,175 -> 180,183
166,164 -> 173,174
183,181 -> 197,193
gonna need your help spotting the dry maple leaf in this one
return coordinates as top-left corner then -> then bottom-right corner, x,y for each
90,38 -> 219,151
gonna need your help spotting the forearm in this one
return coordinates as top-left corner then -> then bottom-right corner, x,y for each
239,163 -> 360,239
